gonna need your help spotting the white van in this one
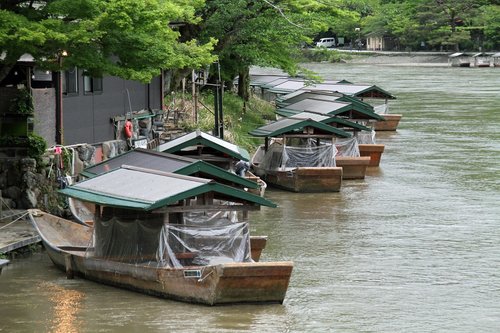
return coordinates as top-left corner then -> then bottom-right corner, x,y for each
315,38 -> 336,48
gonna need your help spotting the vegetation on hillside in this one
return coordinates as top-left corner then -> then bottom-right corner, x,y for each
166,91 -> 276,153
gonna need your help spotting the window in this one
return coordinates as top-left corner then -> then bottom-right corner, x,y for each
83,74 -> 103,94
62,67 -> 78,94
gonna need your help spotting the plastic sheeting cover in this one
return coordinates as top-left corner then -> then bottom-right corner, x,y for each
335,137 -> 360,157
87,210 -> 251,269
259,142 -> 337,171
356,130 -> 376,144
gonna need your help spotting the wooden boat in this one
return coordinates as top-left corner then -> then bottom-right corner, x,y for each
250,119 -> 351,192
31,167 -> 293,305
0,259 -> 9,275
155,130 -> 267,196
358,144 -> 385,167
374,114 -> 402,131
253,160 -> 343,192
29,210 -> 291,305
335,156 -> 371,179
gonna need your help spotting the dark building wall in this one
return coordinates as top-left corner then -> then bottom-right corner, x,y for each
62,75 -> 161,145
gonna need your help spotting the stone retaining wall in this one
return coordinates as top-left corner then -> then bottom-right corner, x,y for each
0,139 -> 128,214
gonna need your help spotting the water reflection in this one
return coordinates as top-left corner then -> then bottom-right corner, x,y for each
39,281 -> 84,333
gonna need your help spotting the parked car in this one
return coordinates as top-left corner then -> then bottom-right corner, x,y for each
315,38 -> 336,48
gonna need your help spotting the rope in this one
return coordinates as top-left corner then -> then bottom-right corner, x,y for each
0,211 -> 29,230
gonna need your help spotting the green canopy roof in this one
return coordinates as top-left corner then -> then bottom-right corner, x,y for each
80,148 -> 257,189
157,130 -> 250,161
291,112 -> 372,131
249,118 -> 351,138
276,98 -> 385,121
60,166 -> 275,211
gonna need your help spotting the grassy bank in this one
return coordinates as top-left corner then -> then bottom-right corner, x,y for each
167,91 -> 276,154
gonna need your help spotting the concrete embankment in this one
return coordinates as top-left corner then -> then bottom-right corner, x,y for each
342,51 -> 450,67
0,210 -> 40,256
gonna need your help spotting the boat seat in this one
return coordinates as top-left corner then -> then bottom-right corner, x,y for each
58,246 -> 90,252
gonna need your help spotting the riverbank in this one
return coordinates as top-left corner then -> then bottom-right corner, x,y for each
345,52 -> 449,66
330,49 -> 449,66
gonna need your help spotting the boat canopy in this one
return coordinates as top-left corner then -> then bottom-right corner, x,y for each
80,148 -> 258,189
276,98 -> 385,121
268,82 -> 395,99
276,90 -> 344,107
60,165 -> 276,210
257,141 -> 338,171
81,149 -> 195,178
263,79 -> 348,94
156,129 -> 250,161
89,208 -> 253,268
292,112 -> 372,131
249,117 -> 351,138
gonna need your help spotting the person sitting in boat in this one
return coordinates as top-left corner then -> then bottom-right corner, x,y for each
235,160 -> 250,177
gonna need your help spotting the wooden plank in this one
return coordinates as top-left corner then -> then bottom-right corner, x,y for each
153,205 -> 260,213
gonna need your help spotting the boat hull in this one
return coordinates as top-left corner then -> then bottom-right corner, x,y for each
256,166 -> 343,192
335,156 -> 371,179
374,114 -> 402,131
358,144 -> 385,167
29,210 -> 292,305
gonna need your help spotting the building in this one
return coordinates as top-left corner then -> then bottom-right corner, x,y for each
0,55 -> 163,147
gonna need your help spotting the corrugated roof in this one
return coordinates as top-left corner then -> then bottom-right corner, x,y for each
276,98 -> 385,121
60,166 -> 275,210
157,130 -> 250,161
249,117 -> 351,138
81,148 -> 258,189
249,75 -> 289,87
81,149 -> 195,178
175,160 -> 258,189
276,90 -> 344,107
292,112 -> 372,131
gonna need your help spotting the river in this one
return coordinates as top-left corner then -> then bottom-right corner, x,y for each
1,63 -> 499,332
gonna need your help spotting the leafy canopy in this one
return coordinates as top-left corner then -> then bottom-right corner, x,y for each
0,0 -> 217,83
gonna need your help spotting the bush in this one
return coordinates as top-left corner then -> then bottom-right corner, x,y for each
27,134 -> 47,162
9,88 -> 34,114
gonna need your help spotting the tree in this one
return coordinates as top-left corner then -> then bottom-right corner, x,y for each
0,0 -> 217,85
188,0 -> 347,100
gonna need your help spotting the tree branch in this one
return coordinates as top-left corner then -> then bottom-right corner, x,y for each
260,0 -> 304,28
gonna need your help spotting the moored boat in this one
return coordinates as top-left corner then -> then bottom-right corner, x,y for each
30,167 -> 293,305
358,144 -> 385,167
250,118 -> 352,192
373,114 -> 402,131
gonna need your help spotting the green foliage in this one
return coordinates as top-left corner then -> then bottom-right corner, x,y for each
195,0 -> 342,86
27,134 -> 47,161
179,91 -> 275,153
9,88 -> 34,115
0,0 -> 216,84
